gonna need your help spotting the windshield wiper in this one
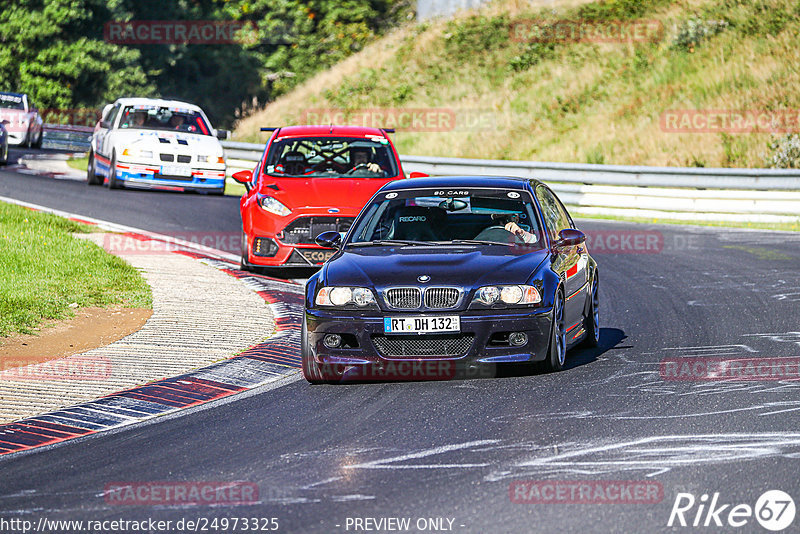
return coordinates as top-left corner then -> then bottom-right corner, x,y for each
447,239 -> 510,246
348,239 -> 426,247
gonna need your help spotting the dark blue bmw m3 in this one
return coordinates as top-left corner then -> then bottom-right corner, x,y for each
302,176 -> 599,383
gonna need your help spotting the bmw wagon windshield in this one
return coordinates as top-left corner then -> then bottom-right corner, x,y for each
348,188 -> 544,248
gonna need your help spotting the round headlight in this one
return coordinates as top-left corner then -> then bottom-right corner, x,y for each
478,286 -> 500,305
352,288 -> 374,307
501,285 -> 523,304
329,287 -> 352,306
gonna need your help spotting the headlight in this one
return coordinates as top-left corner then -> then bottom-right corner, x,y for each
258,195 -> 291,216
316,286 -> 377,308
121,148 -> 152,158
473,285 -> 541,306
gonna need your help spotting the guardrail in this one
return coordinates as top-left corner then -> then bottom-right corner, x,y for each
42,124 -> 92,151
220,140 -> 800,223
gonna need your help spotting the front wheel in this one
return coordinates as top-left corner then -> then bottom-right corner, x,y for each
581,275 -> 600,348
86,151 -> 102,185
544,288 -> 567,372
32,130 -> 43,149
107,153 -> 121,189
239,232 -> 252,272
301,315 -> 338,384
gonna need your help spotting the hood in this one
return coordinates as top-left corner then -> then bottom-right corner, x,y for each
324,245 -> 548,290
115,130 -> 223,156
262,177 -> 394,210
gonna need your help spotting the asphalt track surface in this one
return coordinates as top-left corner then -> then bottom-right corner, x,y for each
2,148 -> 800,533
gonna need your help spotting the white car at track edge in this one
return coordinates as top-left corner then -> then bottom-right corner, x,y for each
88,97 -> 228,193
0,92 -> 43,148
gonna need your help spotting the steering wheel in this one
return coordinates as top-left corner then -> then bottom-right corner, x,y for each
473,225 -> 515,243
346,163 -> 371,175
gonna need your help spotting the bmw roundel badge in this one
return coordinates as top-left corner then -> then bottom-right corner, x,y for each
418,275 -> 431,283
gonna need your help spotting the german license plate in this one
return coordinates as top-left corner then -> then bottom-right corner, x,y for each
160,164 -> 192,177
384,316 -> 460,334
300,249 -> 335,264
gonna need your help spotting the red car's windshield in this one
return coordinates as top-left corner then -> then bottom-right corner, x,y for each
264,136 -> 399,178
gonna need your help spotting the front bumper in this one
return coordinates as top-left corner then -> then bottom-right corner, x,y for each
113,162 -> 226,190
306,307 -> 554,375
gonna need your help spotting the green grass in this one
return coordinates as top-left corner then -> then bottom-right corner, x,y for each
0,202 -> 152,337
236,0 -> 800,168
574,211 -> 800,232
67,155 -> 88,172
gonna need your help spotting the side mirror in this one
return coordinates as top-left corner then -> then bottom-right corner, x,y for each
232,169 -> 253,184
409,171 -> 429,179
315,231 -> 342,249
555,229 -> 586,249
216,129 -> 230,140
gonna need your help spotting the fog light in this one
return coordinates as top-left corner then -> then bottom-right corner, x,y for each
509,332 -> 528,347
323,334 -> 342,348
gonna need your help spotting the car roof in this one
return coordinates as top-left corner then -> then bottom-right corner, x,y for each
382,175 -> 542,191
112,97 -> 203,112
273,125 -> 391,138
0,91 -> 25,98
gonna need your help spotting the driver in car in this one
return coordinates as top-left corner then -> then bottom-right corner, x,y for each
350,147 -> 382,174
492,214 -> 538,244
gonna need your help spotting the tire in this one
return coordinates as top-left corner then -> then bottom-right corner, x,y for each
301,315 -> 328,384
107,153 -> 121,189
239,232 -> 252,272
544,287 -> 567,372
32,130 -> 43,149
581,274 -> 600,348
86,151 -> 102,185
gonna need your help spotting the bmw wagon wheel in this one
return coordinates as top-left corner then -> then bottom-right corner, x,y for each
582,275 -> 600,348
546,289 -> 567,372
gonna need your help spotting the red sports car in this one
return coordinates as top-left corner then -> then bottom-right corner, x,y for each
234,125 -> 407,269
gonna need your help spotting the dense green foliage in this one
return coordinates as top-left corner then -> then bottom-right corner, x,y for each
0,0 -> 409,127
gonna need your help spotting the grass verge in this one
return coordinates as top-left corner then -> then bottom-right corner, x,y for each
0,202 -> 152,337
574,212 -> 800,232
66,155 -> 88,172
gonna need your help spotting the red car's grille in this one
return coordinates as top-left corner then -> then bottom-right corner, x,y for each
281,217 -> 354,245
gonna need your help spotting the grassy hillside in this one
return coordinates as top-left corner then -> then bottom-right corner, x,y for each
234,0 -> 800,168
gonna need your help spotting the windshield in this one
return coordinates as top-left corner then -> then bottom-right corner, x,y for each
118,105 -> 212,135
0,93 -> 25,110
348,188 -> 544,248
264,136 -> 398,178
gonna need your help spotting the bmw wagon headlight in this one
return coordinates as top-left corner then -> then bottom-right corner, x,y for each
316,287 -> 377,308
472,285 -> 541,306
258,195 -> 291,216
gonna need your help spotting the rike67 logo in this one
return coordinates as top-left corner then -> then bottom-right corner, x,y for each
668,490 -> 796,531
